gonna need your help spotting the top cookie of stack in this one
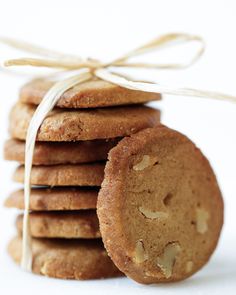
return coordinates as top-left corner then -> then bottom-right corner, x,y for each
5,77 -> 161,280
9,78 -> 161,142
19,78 -> 161,109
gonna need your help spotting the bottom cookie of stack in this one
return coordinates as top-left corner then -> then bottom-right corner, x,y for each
8,236 -> 122,280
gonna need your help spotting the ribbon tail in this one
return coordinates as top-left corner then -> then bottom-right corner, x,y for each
21,70 -> 92,272
95,69 -> 236,104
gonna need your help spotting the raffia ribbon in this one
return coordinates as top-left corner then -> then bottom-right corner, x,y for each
1,33 -> 236,272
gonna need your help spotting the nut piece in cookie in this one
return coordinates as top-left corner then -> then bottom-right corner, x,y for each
97,125 -> 223,284
196,208 -> 209,234
134,240 -> 148,263
156,242 -> 181,279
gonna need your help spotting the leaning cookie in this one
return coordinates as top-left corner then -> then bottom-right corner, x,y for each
13,163 -> 105,186
19,78 -> 161,108
8,236 -> 122,279
9,103 -> 161,141
4,138 -> 119,165
16,211 -> 100,239
5,187 -> 98,211
97,125 -> 223,284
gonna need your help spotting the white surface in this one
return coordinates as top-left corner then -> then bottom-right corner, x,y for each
0,0 -> 236,294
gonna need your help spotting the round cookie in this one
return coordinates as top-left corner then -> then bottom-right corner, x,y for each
13,163 -> 104,186
19,78 -> 161,108
16,210 -> 100,239
5,187 -> 98,211
97,125 -> 223,284
4,138 -> 119,165
9,103 -> 161,141
8,236 -> 122,279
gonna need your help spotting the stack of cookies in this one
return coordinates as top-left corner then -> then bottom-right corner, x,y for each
4,78 -> 224,284
4,78 -> 161,280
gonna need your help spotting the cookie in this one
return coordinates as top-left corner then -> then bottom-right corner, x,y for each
5,187 -> 98,211
4,138 -> 119,165
9,103 -> 161,141
16,210 -> 100,238
8,236 -> 122,279
19,78 -> 161,109
13,163 -> 104,186
97,125 -> 223,284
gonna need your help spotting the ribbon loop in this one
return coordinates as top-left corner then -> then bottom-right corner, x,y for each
4,57 -> 89,70
110,33 -> 205,69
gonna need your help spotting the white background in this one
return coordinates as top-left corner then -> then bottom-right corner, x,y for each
0,0 -> 236,294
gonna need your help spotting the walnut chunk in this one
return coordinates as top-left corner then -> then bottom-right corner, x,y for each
139,207 -> 168,219
133,155 -> 158,171
156,242 -> 181,278
134,240 -> 148,263
40,261 -> 49,275
196,208 -> 209,234
186,261 -> 194,273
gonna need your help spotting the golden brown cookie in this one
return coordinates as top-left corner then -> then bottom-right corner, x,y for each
97,125 -> 223,284
19,78 -> 161,108
8,236 -> 122,279
4,138 -> 119,165
5,187 -> 98,211
16,211 -> 100,238
9,103 -> 161,141
13,164 -> 104,186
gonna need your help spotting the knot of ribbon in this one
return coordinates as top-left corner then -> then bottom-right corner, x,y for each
0,32 -> 235,272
